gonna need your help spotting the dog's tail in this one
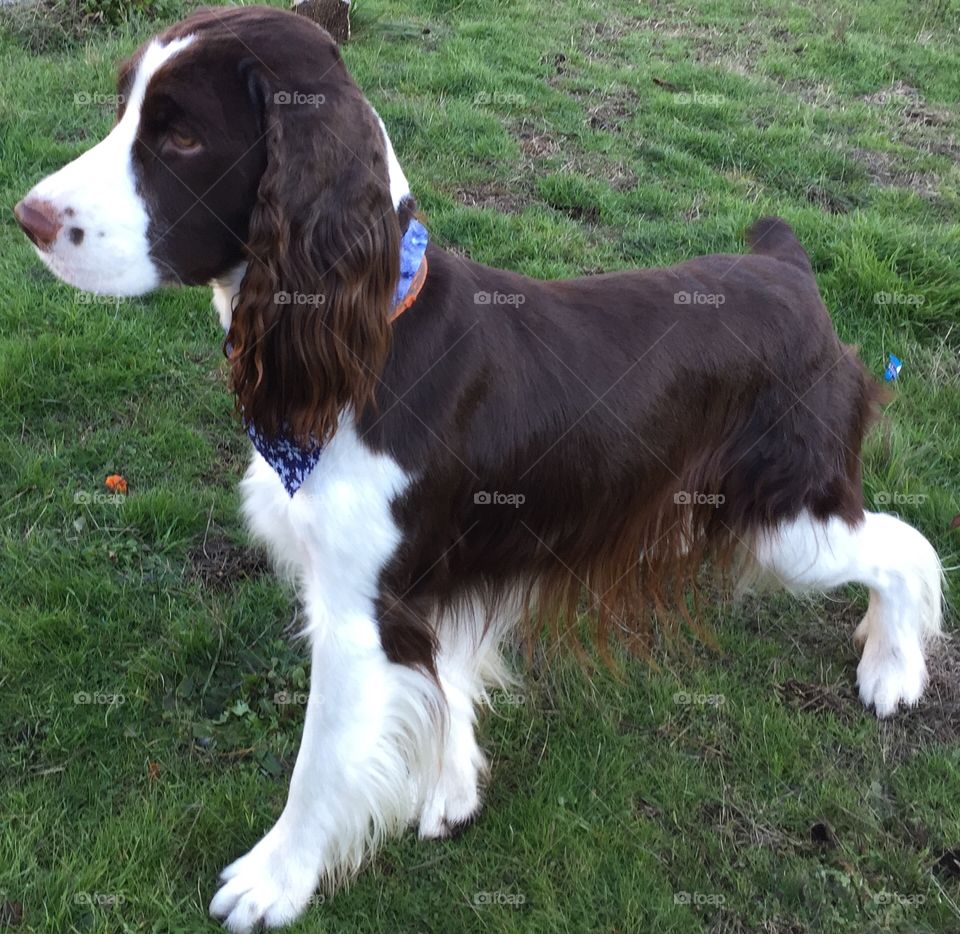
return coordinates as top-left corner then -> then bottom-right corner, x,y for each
746,216 -> 813,274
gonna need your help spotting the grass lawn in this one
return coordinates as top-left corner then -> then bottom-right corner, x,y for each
1,0 -> 959,930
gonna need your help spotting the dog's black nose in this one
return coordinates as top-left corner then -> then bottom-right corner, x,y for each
14,197 -> 62,250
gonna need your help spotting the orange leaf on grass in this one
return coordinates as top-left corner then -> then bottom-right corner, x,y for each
104,474 -> 128,495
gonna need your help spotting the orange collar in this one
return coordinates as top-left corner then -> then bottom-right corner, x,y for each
389,215 -> 430,322
389,254 -> 428,322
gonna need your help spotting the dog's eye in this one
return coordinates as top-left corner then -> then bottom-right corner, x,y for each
166,128 -> 202,153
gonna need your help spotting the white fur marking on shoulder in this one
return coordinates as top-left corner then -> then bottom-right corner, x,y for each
211,263 -> 247,331
239,416 -> 410,600
372,111 -> 411,209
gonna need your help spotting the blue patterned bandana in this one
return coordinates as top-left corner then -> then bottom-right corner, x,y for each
230,218 -> 429,496
392,218 -> 429,311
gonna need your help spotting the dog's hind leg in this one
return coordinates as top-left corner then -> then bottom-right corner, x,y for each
417,594 -> 518,839
417,648 -> 486,839
750,510 -> 942,717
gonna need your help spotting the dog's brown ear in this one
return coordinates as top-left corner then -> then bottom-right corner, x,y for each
226,55 -> 399,446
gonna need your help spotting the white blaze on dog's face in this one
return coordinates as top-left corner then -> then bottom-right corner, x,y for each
15,9 -> 402,310
15,38 -> 194,296
12,11 -> 322,298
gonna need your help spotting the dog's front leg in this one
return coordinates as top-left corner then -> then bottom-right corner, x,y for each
210,601 -> 443,932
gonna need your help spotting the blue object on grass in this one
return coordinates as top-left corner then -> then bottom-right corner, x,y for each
884,353 -> 902,382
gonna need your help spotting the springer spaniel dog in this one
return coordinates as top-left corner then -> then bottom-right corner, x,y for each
14,7 -> 943,931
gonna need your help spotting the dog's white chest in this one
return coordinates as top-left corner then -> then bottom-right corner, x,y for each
239,421 -> 410,624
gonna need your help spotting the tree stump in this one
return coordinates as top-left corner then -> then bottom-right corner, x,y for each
293,0 -> 351,43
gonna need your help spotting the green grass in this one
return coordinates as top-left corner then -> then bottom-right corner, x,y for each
2,0 -> 959,930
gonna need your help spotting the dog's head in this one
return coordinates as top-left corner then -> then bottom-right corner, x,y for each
15,6 -> 405,445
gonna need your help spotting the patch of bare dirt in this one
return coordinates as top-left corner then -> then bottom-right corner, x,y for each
453,183 -> 527,213
508,115 -> 638,202
745,592 -> 960,758
934,848 -> 960,880
694,42 -> 765,77
586,96 -> 636,133
541,50 -> 573,88
577,16 -> 643,65
52,126 -> 90,143
602,159 -> 639,192
848,147 -> 942,198
921,135 -> 960,161
0,900 -> 23,927
776,678 -> 855,715
707,915 -> 806,934
862,81 -> 952,127
198,436 -> 249,489
803,184 -> 855,214
885,636 -> 960,744
187,532 -> 267,589
861,82 -> 958,162
635,16 -> 722,43
699,799 -> 803,852
636,13 -> 767,77
781,79 -> 838,109
571,204 -> 604,223
515,122 -> 561,163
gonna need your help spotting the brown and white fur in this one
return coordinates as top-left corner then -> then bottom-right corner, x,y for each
13,8 -> 943,931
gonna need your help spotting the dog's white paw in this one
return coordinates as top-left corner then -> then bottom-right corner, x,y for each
210,825 -> 322,932
857,636 -> 927,718
418,765 -> 481,839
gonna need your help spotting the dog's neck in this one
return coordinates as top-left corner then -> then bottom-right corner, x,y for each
211,112 -> 409,331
